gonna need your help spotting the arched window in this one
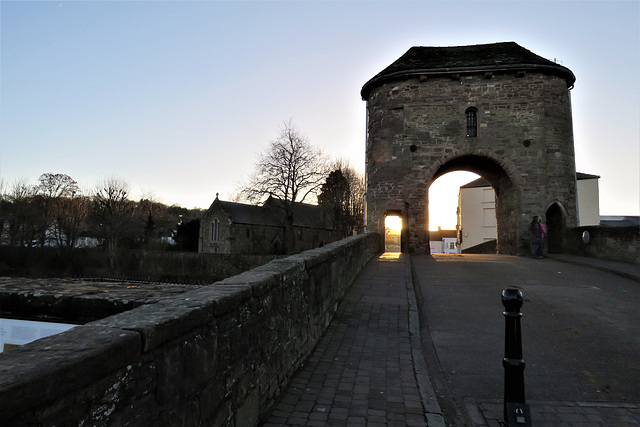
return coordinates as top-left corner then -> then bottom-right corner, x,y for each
211,218 -> 220,242
466,107 -> 478,137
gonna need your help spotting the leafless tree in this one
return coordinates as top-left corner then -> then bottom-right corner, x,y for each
51,191 -> 90,255
319,160 -> 365,236
92,177 -> 136,269
35,173 -> 79,247
6,179 -> 38,247
239,119 -> 329,252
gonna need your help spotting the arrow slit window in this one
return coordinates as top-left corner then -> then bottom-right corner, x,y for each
466,107 -> 478,137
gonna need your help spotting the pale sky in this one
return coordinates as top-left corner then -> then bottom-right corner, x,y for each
2,1 -> 639,230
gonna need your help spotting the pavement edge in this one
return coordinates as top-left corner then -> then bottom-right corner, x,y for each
404,254 -> 446,427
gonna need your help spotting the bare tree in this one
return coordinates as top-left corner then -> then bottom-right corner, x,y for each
51,192 -> 90,255
6,179 -> 38,247
92,177 -> 136,270
239,119 -> 329,253
319,160 -> 365,236
35,173 -> 80,247
341,163 -> 365,235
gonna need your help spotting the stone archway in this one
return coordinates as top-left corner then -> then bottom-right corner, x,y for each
361,42 -> 579,255
430,155 -> 515,254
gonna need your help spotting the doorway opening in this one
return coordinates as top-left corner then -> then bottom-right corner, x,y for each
384,215 -> 402,252
546,203 -> 565,253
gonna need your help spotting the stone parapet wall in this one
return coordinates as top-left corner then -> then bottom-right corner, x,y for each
0,233 -> 381,426
567,226 -> 640,265
137,251 -> 286,283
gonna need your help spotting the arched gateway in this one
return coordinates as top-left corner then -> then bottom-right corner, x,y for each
361,42 -> 578,255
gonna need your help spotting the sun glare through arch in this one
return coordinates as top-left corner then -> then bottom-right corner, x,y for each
428,171 -> 480,231
384,215 -> 402,252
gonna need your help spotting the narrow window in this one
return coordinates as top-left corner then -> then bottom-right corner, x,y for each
211,218 -> 220,242
466,107 -> 477,137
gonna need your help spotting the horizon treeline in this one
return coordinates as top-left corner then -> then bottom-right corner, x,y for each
0,173 -> 204,256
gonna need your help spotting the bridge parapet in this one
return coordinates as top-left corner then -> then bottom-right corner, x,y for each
0,233 -> 381,426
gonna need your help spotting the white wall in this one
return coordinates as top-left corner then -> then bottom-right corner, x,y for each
577,178 -> 600,226
458,185 -> 497,251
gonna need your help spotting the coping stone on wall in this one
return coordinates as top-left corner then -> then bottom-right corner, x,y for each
213,268 -> 281,298
90,284 -> 253,352
0,325 -> 141,419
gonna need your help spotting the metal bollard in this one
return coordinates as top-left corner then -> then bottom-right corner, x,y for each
502,288 -> 531,426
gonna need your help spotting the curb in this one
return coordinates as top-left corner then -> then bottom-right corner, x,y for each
404,254 -> 446,427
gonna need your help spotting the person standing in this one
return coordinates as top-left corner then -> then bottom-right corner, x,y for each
530,216 -> 544,259
539,217 -> 546,257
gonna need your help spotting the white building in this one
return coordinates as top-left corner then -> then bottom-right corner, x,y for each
457,178 -> 497,252
457,173 -> 601,252
429,228 -> 459,254
576,172 -> 600,226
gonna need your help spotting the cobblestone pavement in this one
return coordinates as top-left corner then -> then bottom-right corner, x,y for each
262,253 -> 443,426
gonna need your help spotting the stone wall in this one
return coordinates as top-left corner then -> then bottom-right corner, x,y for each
0,233 -> 381,426
567,226 -> 640,265
136,251 -> 285,283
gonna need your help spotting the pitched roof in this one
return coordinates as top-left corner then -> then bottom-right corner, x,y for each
218,200 -> 283,227
263,197 -> 334,228
361,42 -> 576,99
460,177 -> 491,189
203,197 -> 282,227
459,172 -> 598,189
203,196 -> 333,229
576,172 -> 600,180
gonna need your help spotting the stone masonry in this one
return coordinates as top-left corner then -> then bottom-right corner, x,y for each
0,233 -> 380,426
361,42 -> 578,255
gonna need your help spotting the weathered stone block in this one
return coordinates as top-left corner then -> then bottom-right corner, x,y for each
0,326 -> 140,419
0,233 -> 382,426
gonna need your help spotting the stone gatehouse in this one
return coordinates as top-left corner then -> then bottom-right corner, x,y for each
361,42 -> 578,255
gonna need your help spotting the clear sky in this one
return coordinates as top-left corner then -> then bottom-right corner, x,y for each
2,1 -> 638,230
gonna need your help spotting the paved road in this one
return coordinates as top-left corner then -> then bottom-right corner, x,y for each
412,254 -> 640,426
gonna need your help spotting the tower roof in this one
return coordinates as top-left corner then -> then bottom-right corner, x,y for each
361,42 -> 576,99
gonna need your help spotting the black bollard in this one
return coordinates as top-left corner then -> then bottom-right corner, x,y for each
502,288 -> 531,426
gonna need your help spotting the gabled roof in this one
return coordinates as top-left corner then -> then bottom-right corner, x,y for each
361,42 -> 576,99
219,200 -> 283,227
576,172 -> 600,180
263,197 -> 334,229
460,172 -> 598,189
203,197 -> 282,227
460,177 -> 491,189
203,195 -> 333,229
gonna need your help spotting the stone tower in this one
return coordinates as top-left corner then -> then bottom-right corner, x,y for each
361,42 -> 577,255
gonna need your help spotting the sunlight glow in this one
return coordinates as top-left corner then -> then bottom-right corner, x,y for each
428,171 -> 480,231
380,252 -> 401,259
385,215 -> 402,232
384,215 -> 402,252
